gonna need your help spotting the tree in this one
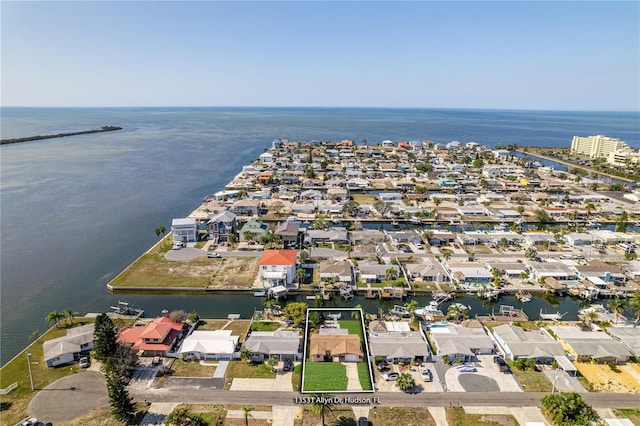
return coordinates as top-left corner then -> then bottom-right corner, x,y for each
93,313 -> 118,361
283,302 -> 308,326
295,267 -> 306,283
240,348 -> 254,364
45,310 -> 64,328
166,404 -> 207,426
242,406 -> 255,426
384,267 -> 398,281
110,342 -> 139,380
534,208 -> 553,224
441,250 -> 452,263
395,372 -> 416,392
228,234 -> 237,244
585,311 -> 598,327
447,304 -> 469,321
187,310 -> 200,324
540,392 -> 599,426
63,307 -> 77,325
616,210 -> 629,232
332,416 -> 357,426
607,297 -> 627,324
29,329 -> 41,342
309,393 -> 335,426
243,230 -> 253,243
341,201 -> 360,217
104,358 -> 135,423
169,310 -> 187,323
404,299 -> 419,315
629,291 -> 640,323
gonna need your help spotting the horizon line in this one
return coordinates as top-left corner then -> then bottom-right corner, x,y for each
2,105 -> 639,114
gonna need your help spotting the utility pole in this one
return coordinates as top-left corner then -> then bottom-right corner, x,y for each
27,352 -> 34,391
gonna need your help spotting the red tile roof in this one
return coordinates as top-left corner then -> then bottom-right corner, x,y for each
118,316 -> 183,354
259,249 -> 297,266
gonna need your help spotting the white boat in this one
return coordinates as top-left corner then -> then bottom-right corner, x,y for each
415,301 -> 444,319
268,285 -> 288,299
539,309 -> 566,321
516,289 -> 532,302
480,289 -> 501,300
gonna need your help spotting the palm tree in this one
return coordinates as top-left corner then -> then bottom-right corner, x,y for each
585,311 -> 598,327
242,406 -> 255,426
518,272 -> 528,285
63,307 -> 76,326
629,291 -> 640,324
295,267 -> 306,284
405,299 -> 419,316
607,297 -> 627,324
309,393 -> 335,426
240,348 -> 253,364
45,310 -> 64,328
395,372 -> 416,392
385,267 -> 398,281
441,251 -> 451,263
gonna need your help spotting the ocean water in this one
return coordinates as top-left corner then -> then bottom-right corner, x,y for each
1,107 -> 638,365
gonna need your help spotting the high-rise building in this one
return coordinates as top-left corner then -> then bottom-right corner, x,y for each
570,135 -> 632,159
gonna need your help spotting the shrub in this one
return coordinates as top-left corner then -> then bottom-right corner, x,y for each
540,392 -> 599,426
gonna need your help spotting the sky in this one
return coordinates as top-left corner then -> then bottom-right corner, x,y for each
1,1 -> 639,111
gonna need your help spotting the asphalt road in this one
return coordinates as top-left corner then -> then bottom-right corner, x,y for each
130,389 -> 640,409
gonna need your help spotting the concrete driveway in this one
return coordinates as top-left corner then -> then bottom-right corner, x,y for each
28,371 -> 108,424
230,370 -> 293,392
164,247 -> 206,261
444,357 -> 522,393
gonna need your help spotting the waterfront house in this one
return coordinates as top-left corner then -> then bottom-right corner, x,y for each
527,261 -> 577,282
309,333 -> 363,362
259,152 -> 275,164
306,228 -> 349,244
172,218 -> 198,243
491,324 -> 565,363
319,260 -> 354,284
358,261 -> 400,283
547,325 -> 632,364
405,259 -> 448,282
565,233 -> 593,246
178,330 -> 239,361
523,232 -> 556,247
207,210 -> 237,244
258,249 -> 298,288
368,321 -> 430,364
428,320 -> 495,362
239,219 -> 269,242
118,316 -> 184,357
43,324 -> 95,368
446,262 -> 493,285
606,328 -> 640,357
231,199 -> 263,216
243,330 -> 302,361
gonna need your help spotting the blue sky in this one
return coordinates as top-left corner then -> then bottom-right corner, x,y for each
2,1 -> 638,110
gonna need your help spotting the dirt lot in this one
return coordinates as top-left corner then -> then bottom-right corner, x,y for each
109,252 -> 260,289
574,362 -> 640,393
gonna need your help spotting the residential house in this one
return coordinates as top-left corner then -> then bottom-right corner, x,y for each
319,260 -> 354,284
527,261 -> 578,282
523,232 -> 557,247
243,330 -> 302,361
405,259 -> 448,282
207,210 -> 237,243
606,328 -> 640,357
43,324 -> 95,368
446,262 -> 493,285
548,325 -> 632,364
309,332 -> 363,362
368,321 -> 430,364
118,316 -> 184,357
428,320 -> 495,362
274,221 -> 301,248
565,233 -> 593,246
258,249 -> 298,288
231,199 -> 262,217
239,219 -> 269,242
172,218 -> 198,243
358,261 -> 399,283
178,330 -> 239,360
306,228 -> 349,244
491,324 -> 565,363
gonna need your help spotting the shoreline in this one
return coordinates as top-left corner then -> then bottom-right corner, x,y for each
0,126 -> 123,145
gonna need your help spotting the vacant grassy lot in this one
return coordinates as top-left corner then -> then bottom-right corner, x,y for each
446,407 -> 519,426
225,361 -> 276,379
303,362 -> 347,391
0,318 -> 97,425
108,248 -> 259,289
506,361 -> 552,392
58,404 -> 149,426
369,407 -> 436,426
169,359 -> 217,378
482,321 -> 540,332
250,321 -> 281,332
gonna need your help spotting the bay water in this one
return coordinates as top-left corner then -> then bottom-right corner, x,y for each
1,107 -> 638,365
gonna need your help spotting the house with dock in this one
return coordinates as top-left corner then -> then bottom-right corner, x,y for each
43,324 -> 95,368
258,249 -> 298,289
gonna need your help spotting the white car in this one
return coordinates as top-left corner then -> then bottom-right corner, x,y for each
457,365 -> 477,372
382,372 -> 399,381
207,252 -> 221,258
79,356 -> 90,368
420,367 -> 432,382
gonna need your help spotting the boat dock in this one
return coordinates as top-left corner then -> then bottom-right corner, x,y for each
475,305 -> 528,322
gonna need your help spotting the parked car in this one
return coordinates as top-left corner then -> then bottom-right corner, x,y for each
283,359 -> 293,371
377,361 -> 390,372
420,367 -> 432,382
357,417 -> 369,426
172,242 -> 182,250
493,356 -> 510,373
207,252 -> 221,258
457,365 -> 477,372
79,356 -> 90,368
382,372 -> 399,381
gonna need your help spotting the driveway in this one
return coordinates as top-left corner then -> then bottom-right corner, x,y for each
230,369 -> 293,392
164,247 -> 206,261
28,371 -> 108,424
543,369 -> 586,393
165,377 -> 226,389
444,357 -> 522,393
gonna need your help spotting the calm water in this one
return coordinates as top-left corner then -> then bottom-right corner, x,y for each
1,107 -> 638,365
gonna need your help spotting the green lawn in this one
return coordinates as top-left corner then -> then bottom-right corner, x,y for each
338,320 -> 364,340
506,361 -> 552,392
357,362 -> 373,390
446,407 -> 520,426
250,321 -> 281,332
303,362 -> 347,391
225,361 -> 276,379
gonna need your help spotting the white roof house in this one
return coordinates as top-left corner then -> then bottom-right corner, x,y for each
548,326 -> 632,363
428,320 -> 494,362
492,324 -> 565,362
43,324 -> 95,367
243,330 -> 301,361
172,217 -> 198,243
179,330 -> 239,360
